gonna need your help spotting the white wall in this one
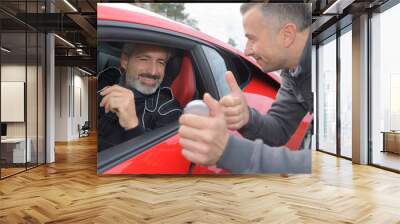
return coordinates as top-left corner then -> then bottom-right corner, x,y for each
55,67 -> 69,141
1,63 -> 46,164
1,65 -> 26,140
74,69 -> 89,139
0,65 -> 38,138
1,82 -> 25,122
54,67 -> 89,141
1,65 -> 26,128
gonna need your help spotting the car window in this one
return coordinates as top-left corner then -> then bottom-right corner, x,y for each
201,45 -> 230,97
227,55 -> 252,87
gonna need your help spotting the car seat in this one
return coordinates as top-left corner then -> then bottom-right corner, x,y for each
169,54 -> 196,107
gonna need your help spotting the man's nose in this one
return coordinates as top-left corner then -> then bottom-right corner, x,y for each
147,61 -> 157,76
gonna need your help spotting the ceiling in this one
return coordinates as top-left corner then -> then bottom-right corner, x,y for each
0,0 -> 98,73
310,0 -> 390,43
0,0 -> 394,74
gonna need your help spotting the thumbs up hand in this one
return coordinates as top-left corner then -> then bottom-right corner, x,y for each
220,71 -> 250,130
178,93 -> 229,166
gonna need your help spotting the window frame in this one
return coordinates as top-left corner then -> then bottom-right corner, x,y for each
315,23 -> 353,160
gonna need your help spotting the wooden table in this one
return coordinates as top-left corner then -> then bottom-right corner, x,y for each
381,131 -> 400,154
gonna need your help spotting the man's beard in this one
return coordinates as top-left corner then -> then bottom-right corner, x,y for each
126,73 -> 162,95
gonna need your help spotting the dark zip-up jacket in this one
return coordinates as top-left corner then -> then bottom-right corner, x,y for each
217,35 -> 313,173
97,67 -> 181,152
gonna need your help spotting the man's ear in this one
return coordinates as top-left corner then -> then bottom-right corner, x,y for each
281,23 -> 297,48
120,53 -> 128,70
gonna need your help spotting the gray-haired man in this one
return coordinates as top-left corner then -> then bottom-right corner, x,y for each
98,44 -> 181,151
179,3 -> 313,173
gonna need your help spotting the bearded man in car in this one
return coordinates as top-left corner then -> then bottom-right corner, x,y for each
97,43 -> 181,152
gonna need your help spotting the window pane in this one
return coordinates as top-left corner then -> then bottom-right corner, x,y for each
371,3 -> 400,171
38,33 -> 45,165
0,0 -> 46,178
27,31 -> 38,169
1,25 -> 28,177
340,29 -> 352,158
201,45 -> 229,97
318,37 -> 337,154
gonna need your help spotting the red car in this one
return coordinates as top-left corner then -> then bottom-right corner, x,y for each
97,4 -> 313,174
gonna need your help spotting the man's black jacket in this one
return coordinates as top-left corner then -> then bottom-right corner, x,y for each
97,67 -> 181,152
